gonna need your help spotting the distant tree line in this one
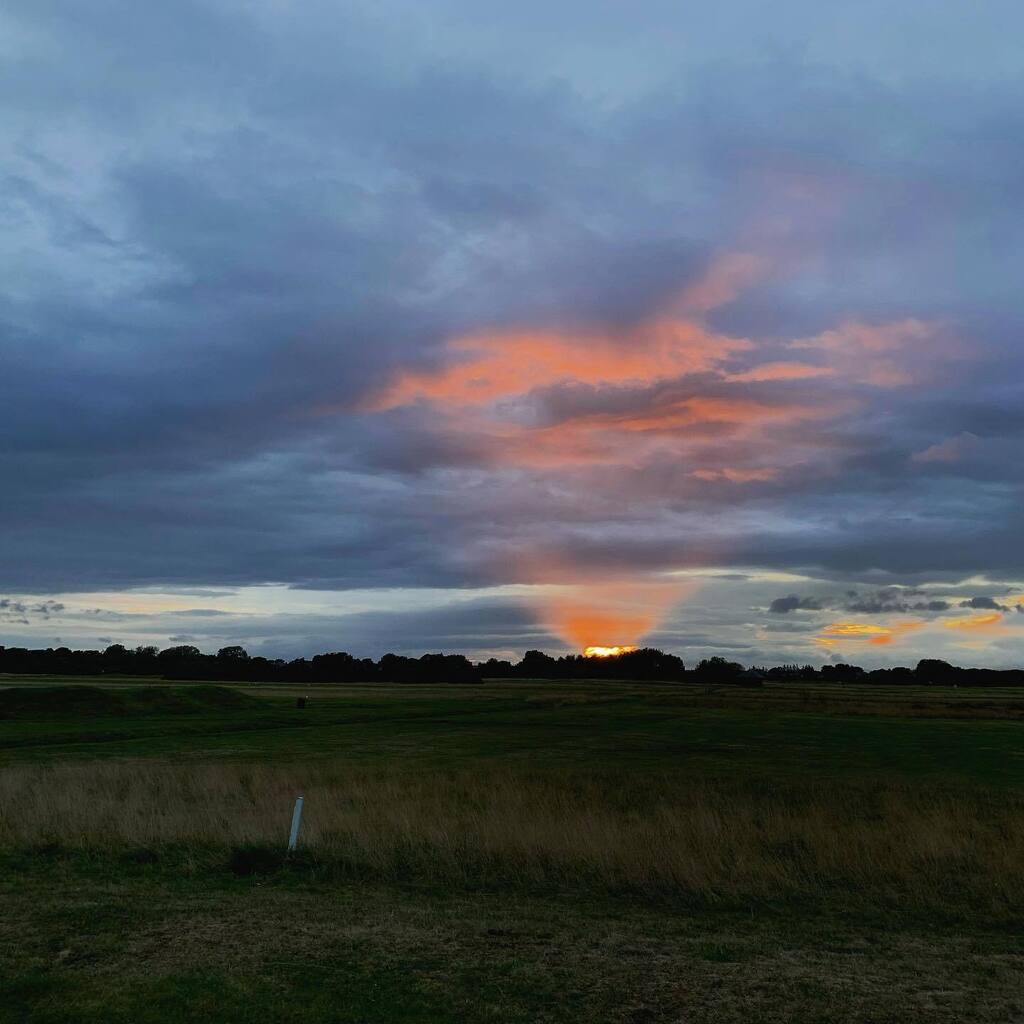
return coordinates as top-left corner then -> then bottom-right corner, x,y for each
0,643 -> 1021,686
0,644 -> 481,684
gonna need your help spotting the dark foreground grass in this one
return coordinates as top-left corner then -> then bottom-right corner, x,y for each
2,848 -> 1024,1024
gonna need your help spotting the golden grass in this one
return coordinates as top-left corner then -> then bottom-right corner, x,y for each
3,761 -> 1023,912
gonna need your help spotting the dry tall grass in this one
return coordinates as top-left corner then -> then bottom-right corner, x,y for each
2,761 -> 1022,910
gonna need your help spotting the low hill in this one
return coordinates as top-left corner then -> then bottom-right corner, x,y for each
0,684 -> 260,720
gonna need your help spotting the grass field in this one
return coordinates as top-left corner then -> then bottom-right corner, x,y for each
2,675 -> 1023,1022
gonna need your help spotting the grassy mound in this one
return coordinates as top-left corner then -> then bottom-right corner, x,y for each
0,684 -> 260,720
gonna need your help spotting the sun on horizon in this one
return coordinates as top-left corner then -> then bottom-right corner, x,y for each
583,645 -> 639,658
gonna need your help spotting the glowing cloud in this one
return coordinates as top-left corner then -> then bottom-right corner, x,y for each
816,621 -> 924,647
367,252 -> 769,414
691,467 -> 779,483
363,248 -> 955,657
725,362 -> 835,383
943,612 -> 1003,631
369,322 -> 751,412
366,258 -> 936,482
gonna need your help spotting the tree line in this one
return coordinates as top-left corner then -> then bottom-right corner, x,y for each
0,643 -> 1022,686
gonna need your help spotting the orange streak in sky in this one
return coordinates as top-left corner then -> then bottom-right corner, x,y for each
368,321 -> 752,412
943,613 -> 1003,630
725,361 -> 835,383
816,621 -> 924,646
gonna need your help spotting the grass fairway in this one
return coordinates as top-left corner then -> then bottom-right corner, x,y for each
2,676 -> 1024,1022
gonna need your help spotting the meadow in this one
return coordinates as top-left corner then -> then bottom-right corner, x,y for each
2,675 -> 1024,1022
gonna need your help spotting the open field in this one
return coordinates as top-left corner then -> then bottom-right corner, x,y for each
2,676 -> 1024,1022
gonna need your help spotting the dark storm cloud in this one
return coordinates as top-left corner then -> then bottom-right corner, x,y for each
844,590 -> 951,614
959,596 -> 1008,611
2,0 -> 1023,673
768,595 -> 823,614
0,598 -> 65,623
766,589 -> 953,616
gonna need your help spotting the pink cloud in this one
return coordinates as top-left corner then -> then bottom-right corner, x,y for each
790,318 -> 944,388
912,432 -> 980,464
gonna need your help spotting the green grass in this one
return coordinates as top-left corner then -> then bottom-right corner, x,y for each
3,675 -> 1024,1022
3,676 -> 1024,788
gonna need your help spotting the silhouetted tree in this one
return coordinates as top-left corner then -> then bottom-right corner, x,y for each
820,663 -> 864,682
480,658 -> 514,677
693,656 -> 745,683
915,659 -> 959,685
516,649 -> 558,678
158,645 -> 201,661
2,642 -> 1019,689
217,645 -> 249,660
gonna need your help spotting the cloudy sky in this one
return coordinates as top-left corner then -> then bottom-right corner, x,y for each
3,1 -> 1023,666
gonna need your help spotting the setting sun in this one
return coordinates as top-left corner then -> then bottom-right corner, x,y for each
583,645 -> 639,658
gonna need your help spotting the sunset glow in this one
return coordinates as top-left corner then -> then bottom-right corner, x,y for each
583,645 -> 639,658
366,247 -> 952,656
536,579 -> 696,653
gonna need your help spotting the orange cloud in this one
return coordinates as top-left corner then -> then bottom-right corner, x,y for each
691,467 -> 779,483
368,321 -> 752,412
577,395 -> 830,434
429,389 -> 832,471
816,621 -> 924,647
363,253 -> 855,473
943,612 -> 1003,631
365,280 -> 923,484
725,361 -> 835,383
367,250 -> 783,415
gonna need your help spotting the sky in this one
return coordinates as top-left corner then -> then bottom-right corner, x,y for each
3,1 -> 1024,667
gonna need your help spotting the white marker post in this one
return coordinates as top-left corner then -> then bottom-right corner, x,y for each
287,795 -> 304,853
